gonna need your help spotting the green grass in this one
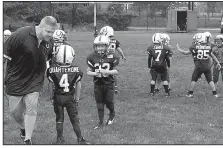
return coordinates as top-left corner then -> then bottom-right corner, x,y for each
3,31 -> 223,145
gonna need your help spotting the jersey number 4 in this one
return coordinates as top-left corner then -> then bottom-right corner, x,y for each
155,50 -> 162,61
59,74 -> 70,92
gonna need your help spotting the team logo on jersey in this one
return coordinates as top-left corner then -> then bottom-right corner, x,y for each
45,43 -> 50,49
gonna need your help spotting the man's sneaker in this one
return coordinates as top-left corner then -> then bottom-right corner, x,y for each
93,123 -> 103,129
53,137 -> 65,144
106,113 -> 115,125
78,137 -> 90,145
24,139 -> 32,145
214,94 -> 219,98
20,129 -> 25,139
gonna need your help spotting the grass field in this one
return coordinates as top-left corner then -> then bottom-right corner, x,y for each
3,31 -> 223,145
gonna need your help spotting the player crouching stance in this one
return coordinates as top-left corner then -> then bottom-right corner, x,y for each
86,35 -> 120,129
47,45 -> 89,144
147,33 -> 171,97
176,33 -> 221,98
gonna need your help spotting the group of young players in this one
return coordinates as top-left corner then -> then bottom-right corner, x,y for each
4,24 -> 223,144
147,31 -> 223,98
45,26 -> 126,144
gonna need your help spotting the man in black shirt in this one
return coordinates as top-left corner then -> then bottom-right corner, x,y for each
4,16 -> 59,144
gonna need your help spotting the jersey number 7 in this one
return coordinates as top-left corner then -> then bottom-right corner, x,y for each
59,74 -> 70,92
155,50 -> 162,61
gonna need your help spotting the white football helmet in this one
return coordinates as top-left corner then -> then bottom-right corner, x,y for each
195,33 -> 207,44
4,30 -> 11,42
55,45 -> 75,64
152,33 -> 164,44
93,35 -> 110,56
4,30 -> 11,36
162,33 -> 170,45
99,26 -> 114,37
53,30 -> 66,42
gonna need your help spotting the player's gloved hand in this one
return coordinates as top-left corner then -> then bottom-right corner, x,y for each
95,70 -> 102,77
122,56 -> 127,60
100,69 -> 109,77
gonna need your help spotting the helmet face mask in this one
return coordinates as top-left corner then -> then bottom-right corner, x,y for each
93,35 -> 110,57
215,35 -> 223,47
215,39 -> 222,47
94,44 -> 109,56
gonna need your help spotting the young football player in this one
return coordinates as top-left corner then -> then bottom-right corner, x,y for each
147,33 -> 171,97
154,33 -> 173,93
47,45 -> 89,144
212,34 -> 223,89
99,26 -> 126,94
176,33 -> 221,98
86,35 -> 120,129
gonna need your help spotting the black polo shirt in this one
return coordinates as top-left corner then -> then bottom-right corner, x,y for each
4,26 -> 54,96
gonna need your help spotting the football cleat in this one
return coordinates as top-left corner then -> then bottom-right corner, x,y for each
77,137 -> 90,145
93,123 -> 103,129
20,129 -> 25,139
214,94 -> 219,98
165,93 -> 170,97
106,113 -> 115,125
150,92 -> 155,96
186,94 -> 194,98
213,91 -> 218,98
24,139 -> 32,145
